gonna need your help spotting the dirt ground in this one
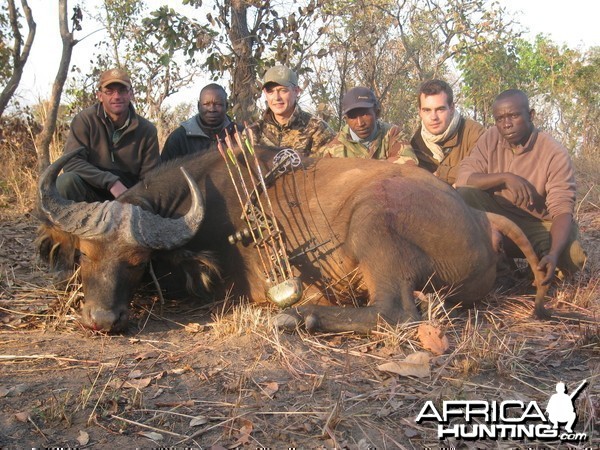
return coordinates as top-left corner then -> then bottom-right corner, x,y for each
0,210 -> 598,449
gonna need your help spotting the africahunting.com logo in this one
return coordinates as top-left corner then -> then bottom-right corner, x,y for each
416,380 -> 589,442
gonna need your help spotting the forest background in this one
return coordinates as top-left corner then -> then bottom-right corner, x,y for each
0,0 -> 599,210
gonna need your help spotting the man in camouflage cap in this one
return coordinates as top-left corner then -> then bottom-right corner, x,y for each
317,86 -> 417,165
248,65 -> 334,156
57,67 -> 159,201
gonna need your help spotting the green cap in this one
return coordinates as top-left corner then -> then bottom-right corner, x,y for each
262,65 -> 298,88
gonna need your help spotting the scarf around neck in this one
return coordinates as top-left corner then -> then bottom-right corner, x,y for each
420,111 -> 462,162
348,123 -> 380,146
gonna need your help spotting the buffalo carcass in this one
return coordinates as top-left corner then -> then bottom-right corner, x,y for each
37,147 -> 549,333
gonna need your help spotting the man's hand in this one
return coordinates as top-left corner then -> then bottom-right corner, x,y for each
109,180 -> 128,198
537,253 -> 558,285
504,173 -> 537,209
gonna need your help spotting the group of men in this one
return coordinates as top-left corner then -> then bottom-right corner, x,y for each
56,65 -> 586,288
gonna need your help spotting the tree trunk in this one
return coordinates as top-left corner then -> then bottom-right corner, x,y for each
36,0 -> 77,173
228,0 -> 257,124
0,0 -> 36,119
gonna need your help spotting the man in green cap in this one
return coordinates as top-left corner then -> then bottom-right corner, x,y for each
317,86 -> 417,164
249,65 -> 334,156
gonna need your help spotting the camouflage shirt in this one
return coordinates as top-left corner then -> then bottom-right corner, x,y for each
316,121 -> 418,164
249,105 -> 335,156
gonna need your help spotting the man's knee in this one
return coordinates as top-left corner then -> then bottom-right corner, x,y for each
456,186 -> 489,210
56,172 -> 95,202
559,238 -> 587,275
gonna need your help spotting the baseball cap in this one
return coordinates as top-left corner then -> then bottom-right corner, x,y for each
98,68 -> 132,89
262,65 -> 298,88
342,86 -> 377,115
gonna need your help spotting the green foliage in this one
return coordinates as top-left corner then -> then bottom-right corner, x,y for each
457,36 -> 524,124
459,31 -> 600,158
312,0 -> 518,135
560,47 -> 600,158
141,6 -> 213,61
66,0 -> 211,137
189,0 -> 329,122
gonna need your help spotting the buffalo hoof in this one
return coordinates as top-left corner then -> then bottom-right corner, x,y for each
273,309 -> 303,331
533,305 -> 552,320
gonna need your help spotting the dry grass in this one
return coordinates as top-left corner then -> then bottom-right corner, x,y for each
209,297 -> 273,339
1,262 -> 598,447
574,155 -> 600,213
0,116 -> 63,217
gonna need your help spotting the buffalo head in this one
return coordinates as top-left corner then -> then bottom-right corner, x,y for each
38,150 -> 205,332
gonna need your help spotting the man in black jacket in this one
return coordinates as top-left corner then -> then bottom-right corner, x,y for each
161,83 -> 241,162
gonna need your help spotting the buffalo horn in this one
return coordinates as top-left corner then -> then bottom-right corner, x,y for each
38,150 -> 204,249
125,167 -> 205,250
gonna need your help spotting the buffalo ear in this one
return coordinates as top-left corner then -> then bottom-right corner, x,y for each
35,224 -> 80,288
151,249 -> 221,299
35,224 -> 79,271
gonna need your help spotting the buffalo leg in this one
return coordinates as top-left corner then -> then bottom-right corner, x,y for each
275,280 -> 420,334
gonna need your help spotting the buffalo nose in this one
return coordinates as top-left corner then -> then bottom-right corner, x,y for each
87,307 -> 128,332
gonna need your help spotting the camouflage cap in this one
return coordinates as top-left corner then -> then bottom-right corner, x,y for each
98,68 -> 132,89
342,86 -> 377,115
262,65 -> 298,88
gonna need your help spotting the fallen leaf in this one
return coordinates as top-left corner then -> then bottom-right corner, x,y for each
184,323 -> 205,333
112,377 -> 152,390
128,369 -> 143,379
0,386 -> 11,397
230,420 -> 253,447
77,430 -> 90,446
105,399 -> 118,415
134,350 -> 159,360
124,377 -> 152,389
404,427 -> 419,438
190,416 -> 209,427
12,384 -> 28,396
378,351 -> 431,378
417,323 -> 450,355
139,431 -> 163,441
14,411 -> 29,423
261,381 -> 279,398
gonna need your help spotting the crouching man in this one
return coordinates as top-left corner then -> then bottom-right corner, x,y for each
456,89 -> 586,284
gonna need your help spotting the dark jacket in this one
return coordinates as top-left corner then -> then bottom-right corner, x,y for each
410,116 -> 484,185
63,103 -> 160,190
161,115 -> 241,162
